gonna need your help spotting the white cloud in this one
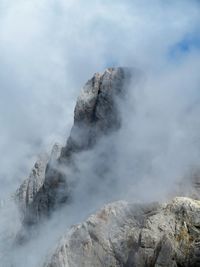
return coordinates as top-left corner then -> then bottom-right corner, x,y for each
1,0 -> 200,266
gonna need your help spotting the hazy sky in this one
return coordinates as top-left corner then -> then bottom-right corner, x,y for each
1,0 -> 200,198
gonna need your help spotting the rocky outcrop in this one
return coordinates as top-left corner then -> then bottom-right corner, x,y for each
44,197 -> 200,267
22,67 -> 133,225
16,153 -> 49,216
16,143 -> 61,218
61,67 -> 132,157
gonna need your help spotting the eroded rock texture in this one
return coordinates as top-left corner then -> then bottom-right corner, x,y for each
15,143 -> 62,220
61,67 -> 132,157
15,153 -> 49,216
44,197 -> 200,267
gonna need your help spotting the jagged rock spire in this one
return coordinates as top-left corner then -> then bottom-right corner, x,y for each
20,67 -> 133,226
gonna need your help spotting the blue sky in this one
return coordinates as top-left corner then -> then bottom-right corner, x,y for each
169,30 -> 200,60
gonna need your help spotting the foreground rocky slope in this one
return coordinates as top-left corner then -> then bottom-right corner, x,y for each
44,197 -> 200,267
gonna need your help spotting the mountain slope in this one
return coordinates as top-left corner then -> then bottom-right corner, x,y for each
44,197 -> 200,267
14,67 -> 200,267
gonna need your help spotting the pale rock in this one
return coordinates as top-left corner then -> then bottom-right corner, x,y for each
16,143 -> 62,217
44,197 -> 200,267
23,67 -> 133,224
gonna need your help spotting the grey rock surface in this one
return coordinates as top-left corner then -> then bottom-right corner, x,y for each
61,67 -> 132,157
44,197 -> 200,267
15,153 -> 49,216
23,67 -> 133,224
16,143 -> 62,219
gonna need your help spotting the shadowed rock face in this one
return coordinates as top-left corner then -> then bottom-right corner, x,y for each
61,67 -> 132,157
22,67 -> 133,225
15,143 -> 62,218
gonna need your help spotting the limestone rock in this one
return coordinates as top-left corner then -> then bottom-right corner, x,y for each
16,143 -> 62,217
44,197 -> 200,267
23,67 -> 133,224
61,67 -> 132,158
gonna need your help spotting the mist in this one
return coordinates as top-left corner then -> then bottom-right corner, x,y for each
1,0 -> 200,266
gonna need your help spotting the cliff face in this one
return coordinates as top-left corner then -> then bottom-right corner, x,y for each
19,67 -> 132,226
62,67 -> 131,155
15,143 -> 61,217
15,67 -> 200,267
14,144 -> 62,245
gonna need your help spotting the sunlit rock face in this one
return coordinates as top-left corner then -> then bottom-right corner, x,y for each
20,67 -> 133,225
44,197 -> 200,267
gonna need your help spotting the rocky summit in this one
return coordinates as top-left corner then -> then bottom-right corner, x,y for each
17,67 -> 133,227
15,67 -> 200,267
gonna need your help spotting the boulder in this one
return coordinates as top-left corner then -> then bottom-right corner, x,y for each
44,197 -> 200,267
